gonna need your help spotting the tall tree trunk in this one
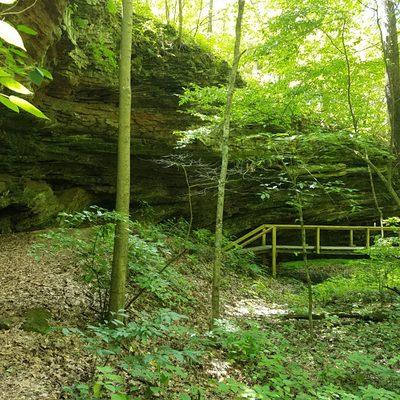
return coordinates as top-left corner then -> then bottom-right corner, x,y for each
377,0 -> 400,155
366,152 -> 384,235
194,0 -> 204,37
211,0 -> 245,326
177,0 -> 183,45
341,23 -> 384,226
297,192 -> 314,335
108,0 -> 133,319
341,21 -> 358,135
165,0 -> 170,23
208,0 -> 213,33
172,0 -> 178,23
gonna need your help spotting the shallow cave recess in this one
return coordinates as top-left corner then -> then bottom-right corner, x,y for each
0,205 -> 33,234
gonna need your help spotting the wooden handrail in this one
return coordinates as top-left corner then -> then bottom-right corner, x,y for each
224,224 -> 267,250
262,224 -> 400,231
225,223 -> 400,278
226,224 -> 400,251
240,227 -> 273,248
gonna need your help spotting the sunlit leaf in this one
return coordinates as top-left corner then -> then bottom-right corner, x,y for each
36,67 -> 53,80
110,394 -> 128,400
9,47 -> 28,58
0,0 -> 17,4
93,381 -> 102,398
17,24 -> 38,36
0,69 -> 11,77
0,94 -> 19,112
107,0 -> 117,14
0,20 -> 26,50
0,77 -> 31,94
9,95 -> 49,119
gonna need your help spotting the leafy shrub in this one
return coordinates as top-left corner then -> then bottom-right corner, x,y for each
212,319 -> 400,399
64,309 -> 203,399
311,237 -> 400,307
213,322 -> 315,398
31,208 -> 194,319
159,218 -> 263,277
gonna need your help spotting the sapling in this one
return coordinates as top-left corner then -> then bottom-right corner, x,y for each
212,0 -> 245,326
260,134 -> 361,335
154,154 -> 217,240
109,0 -> 134,320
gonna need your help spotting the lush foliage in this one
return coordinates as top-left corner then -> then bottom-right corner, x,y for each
30,209 -> 398,399
31,208 -> 255,319
64,309 -> 204,400
0,0 -> 51,117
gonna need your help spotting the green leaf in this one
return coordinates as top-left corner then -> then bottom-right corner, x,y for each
0,69 -> 11,77
9,96 -> 49,119
0,77 -> 32,94
110,394 -> 128,400
0,0 -> 17,4
92,381 -> 102,398
107,0 -> 117,14
36,67 -> 53,80
29,69 -> 44,86
9,47 -> 28,58
17,24 -> 38,36
0,94 -> 19,112
96,366 -> 115,374
0,20 -> 26,50
104,374 -> 123,383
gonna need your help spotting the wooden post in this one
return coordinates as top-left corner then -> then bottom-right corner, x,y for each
272,225 -> 277,278
350,229 -> 354,247
366,228 -> 370,249
262,229 -> 267,265
316,227 -> 320,254
262,229 -> 266,247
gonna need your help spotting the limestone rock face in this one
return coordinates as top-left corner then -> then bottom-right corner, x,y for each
0,0 -> 228,232
0,0 -> 395,233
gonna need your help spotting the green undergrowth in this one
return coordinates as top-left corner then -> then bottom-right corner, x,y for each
280,255 -> 400,312
31,207 -> 259,323
31,208 -> 400,399
280,258 -> 357,284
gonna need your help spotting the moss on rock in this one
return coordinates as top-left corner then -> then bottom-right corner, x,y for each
22,307 -> 52,334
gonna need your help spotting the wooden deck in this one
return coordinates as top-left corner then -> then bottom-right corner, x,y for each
225,224 -> 400,277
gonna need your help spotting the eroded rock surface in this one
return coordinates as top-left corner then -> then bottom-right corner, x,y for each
0,0 -> 395,233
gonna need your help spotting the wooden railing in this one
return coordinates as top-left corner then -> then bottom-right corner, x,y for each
225,224 -> 400,278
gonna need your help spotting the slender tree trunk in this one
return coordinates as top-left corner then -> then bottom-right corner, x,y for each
108,0 -> 133,319
172,0 -> 177,22
341,21 -> 358,135
193,0 -> 204,37
341,24 -> 384,226
211,0 -> 245,326
377,0 -> 400,155
208,0 -> 213,33
165,0 -> 170,23
276,152 -> 313,334
366,152 -> 384,235
358,151 -> 400,207
182,166 -> 193,240
177,0 -> 183,45
297,192 -> 314,335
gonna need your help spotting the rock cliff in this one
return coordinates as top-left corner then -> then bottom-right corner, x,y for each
0,0 -> 395,234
